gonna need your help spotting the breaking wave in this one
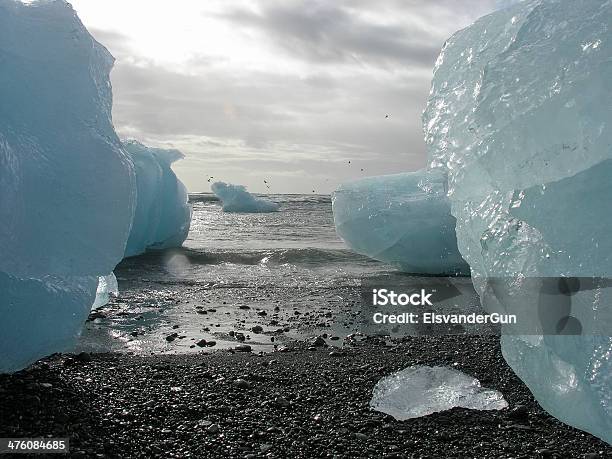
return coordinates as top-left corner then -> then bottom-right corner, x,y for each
122,247 -> 376,267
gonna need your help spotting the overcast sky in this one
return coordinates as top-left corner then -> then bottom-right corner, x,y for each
70,0 -> 501,193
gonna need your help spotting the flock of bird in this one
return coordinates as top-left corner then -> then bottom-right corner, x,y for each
207,114 -> 391,194
208,156 -> 368,194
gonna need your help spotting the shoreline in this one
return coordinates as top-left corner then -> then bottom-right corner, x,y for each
1,337 -> 610,458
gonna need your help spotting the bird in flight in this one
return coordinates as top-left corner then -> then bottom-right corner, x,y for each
385,114 -> 390,119
207,176 -> 214,183
264,179 -> 270,189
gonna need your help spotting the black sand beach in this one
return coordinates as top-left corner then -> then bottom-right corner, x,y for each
1,336 -> 610,458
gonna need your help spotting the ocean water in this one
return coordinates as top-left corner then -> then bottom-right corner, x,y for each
77,193 -> 388,354
183,193 -> 382,287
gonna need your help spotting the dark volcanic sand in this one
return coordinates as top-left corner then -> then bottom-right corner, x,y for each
0,337 -> 610,458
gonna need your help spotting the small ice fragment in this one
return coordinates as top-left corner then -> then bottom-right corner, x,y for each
91,274 -> 119,310
370,365 -> 507,420
211,182 -> 279,213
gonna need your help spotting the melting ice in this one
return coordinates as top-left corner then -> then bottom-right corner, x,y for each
370,366 -> 507,420
0,1 -> 192,372
123,140 -> 192,258
91,274 -> 119,310
423,0 -> 612,444
0,0 -> 135,372
332,170 -> 468,275
334,0 -> 612,444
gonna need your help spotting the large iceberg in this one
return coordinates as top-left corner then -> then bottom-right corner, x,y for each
211,181 -> 280,213
332,170 -> 468,275
0,0 -> 135,372
423,0 -> 612,444
123,140 -> 192,257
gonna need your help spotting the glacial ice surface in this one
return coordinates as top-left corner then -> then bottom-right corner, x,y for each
370,366 -> 507,420
332,170 -> 468,274
0,0 -> 135,372
211,182 -> 280,213
123,140 -> 192,257
423,0 -> 612,444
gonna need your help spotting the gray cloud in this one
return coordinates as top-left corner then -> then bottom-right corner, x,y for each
88,27 -> 130,59
85,1 -> 498,193
110,59 -> 426,176
221,1 -> 442,68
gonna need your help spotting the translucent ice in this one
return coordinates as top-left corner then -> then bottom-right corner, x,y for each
0,0 -> 135,372
332,170 -> 468,274
370,366 -> 507,420
211,182 -> 280,213
123,140 -> 192,257
423,0 -> 612,443
91,274 -> 119,310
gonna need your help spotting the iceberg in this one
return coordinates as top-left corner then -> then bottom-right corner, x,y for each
211,182 -> 280,213
123,140 -> 192,257
423,0 -> 612,444
0,0 -> 135,372
332,170 -> 468,275
370,366 -> 507,420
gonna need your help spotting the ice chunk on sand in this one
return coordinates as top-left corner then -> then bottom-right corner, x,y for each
123,140 -> 192,257
0,0 -> 135,372
91,274 -> 119,310
370,366 -> 507,420
211,182 -> 280,213
423,0 -> 612,444
332,170 -> 468,275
